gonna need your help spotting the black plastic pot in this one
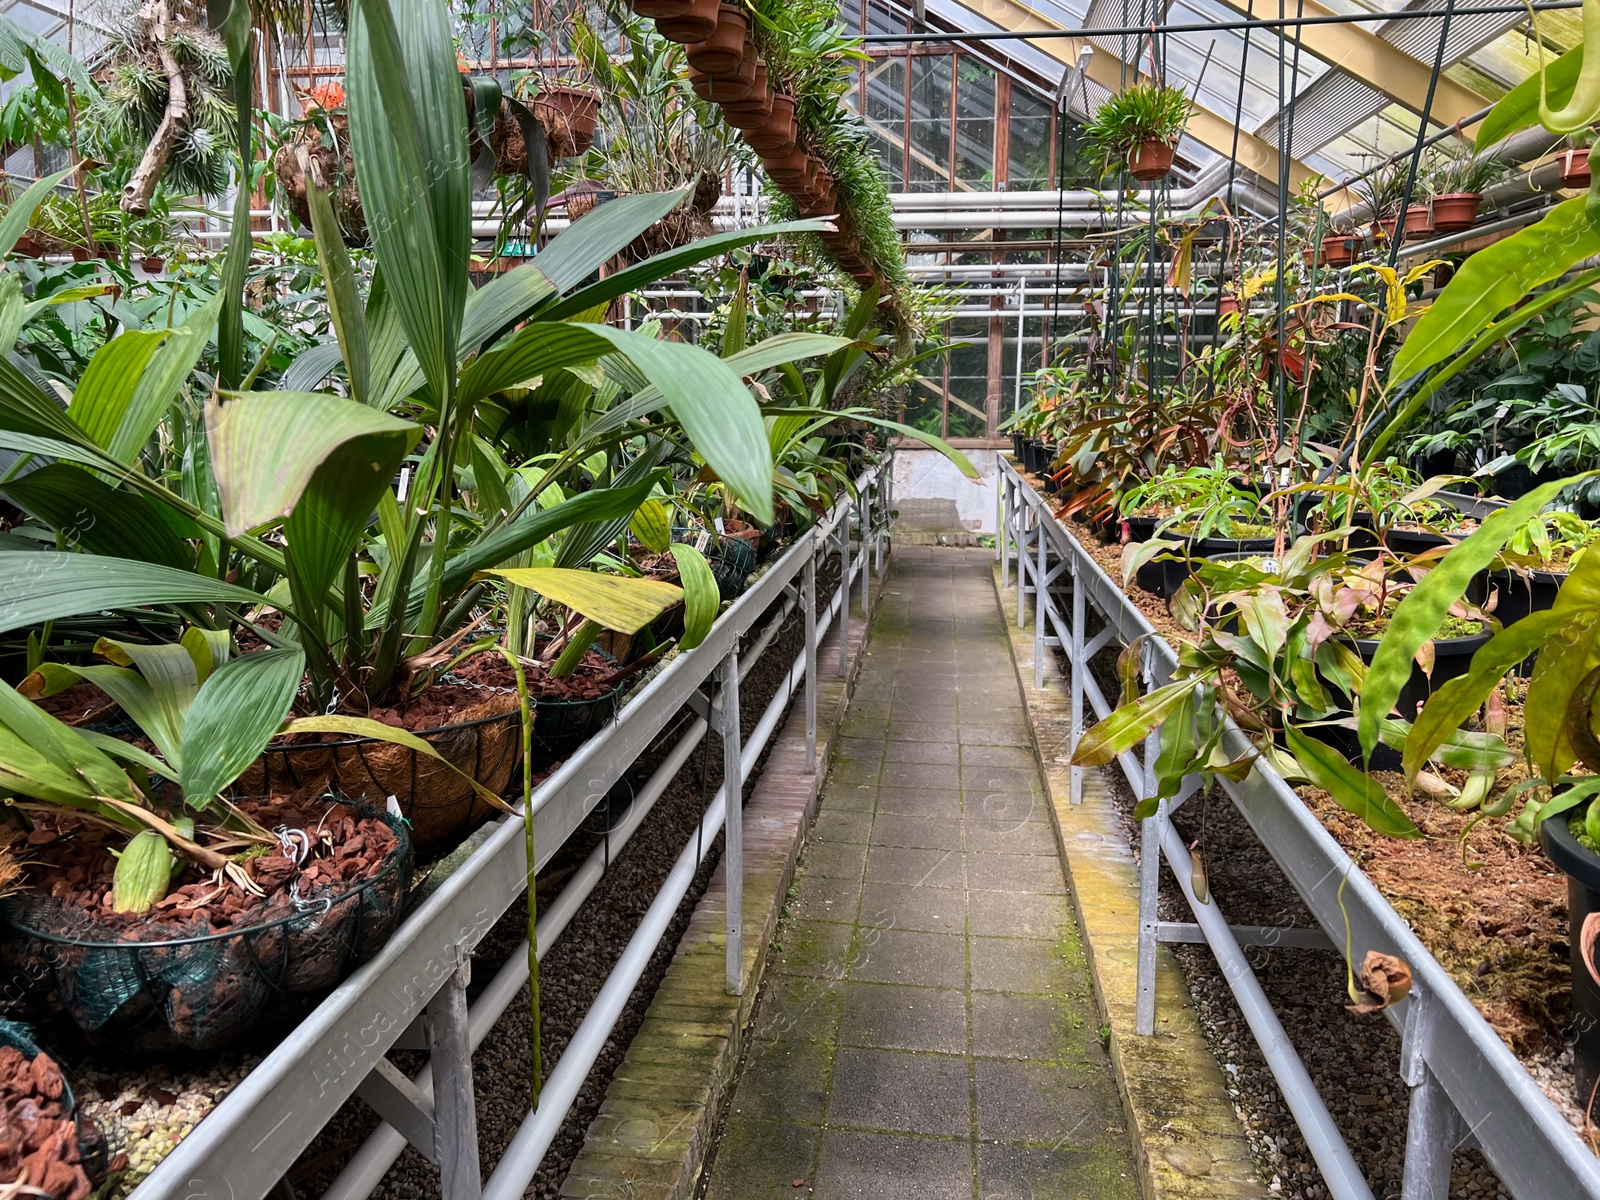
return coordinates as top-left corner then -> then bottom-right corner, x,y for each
1488,566 -> 1566,629
1306,629 -> 1490,769
1011,433 -> 1025,459
1539,813 -> 1600,1105
1022,439 -> 1048,474
1127,531 -> 1281,598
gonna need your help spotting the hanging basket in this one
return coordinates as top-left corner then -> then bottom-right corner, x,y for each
237,682 -> 522,857
0,1020 -> 108,1200
1,800 -> 411,1054
1322,236 -> 1357,267
533,86 -> 600,158
1128,139 -> 1175,183
273,119 -> 368,246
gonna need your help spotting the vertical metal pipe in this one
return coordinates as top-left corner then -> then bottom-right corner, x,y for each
720,651 -> 744,995
999,475 -> 1011,581
1135,721 -> 1162,1037
1400,1065 -> 1459,1200
860,489 -> 872,615
427,952 -> 482,1200
838,515 -> 851,677
1069,556 -> 1086,805
1034,520 -> 1047,691
1017,506 -> 1029,629
804,550 -> 818,775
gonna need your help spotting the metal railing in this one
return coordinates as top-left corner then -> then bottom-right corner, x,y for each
998,459 -> 1600,1200
125,466 -> 893,1200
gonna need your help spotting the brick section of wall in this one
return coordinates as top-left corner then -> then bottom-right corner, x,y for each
561,600 -> 876,1200
991,563 -> 1268,1200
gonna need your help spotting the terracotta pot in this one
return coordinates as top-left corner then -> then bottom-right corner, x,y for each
722,65 -> 774,129
1128,139 -> 1174,182
654,0 -> 719,42
689,53 -> 754,104
630,0 -> 693,17
1375,217 -> 1397,242
1323,236 -> 1357,267
538,86 -> 600,156
12,234 -> 45,258
852,269 -> 880,289
1430,192 -> 1482,234
763,144 -> 809,183
743,93 -> 796,155
140,256 -> 165,273
1402,203 -> 1433,241
1300,244 -> 1322,269
1560,147 -> 1591,190
686,4 -> 749,76
1217,295 -> 1241,318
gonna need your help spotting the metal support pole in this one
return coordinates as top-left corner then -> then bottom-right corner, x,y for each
426,948 -> 482,1200
720,651 -> 744,995
1033,522 -> 1047,691
1069,555 -> 1086,805
804,550 -> 818,775
999,475 -> 1011,582
860,488 -> 871,616
1135,721 -> 1162,1037
837,515 -> 850,677
1017,506 -> 1029,629
1401,989 -> 1460,1200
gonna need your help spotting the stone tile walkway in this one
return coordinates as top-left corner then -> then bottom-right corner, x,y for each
704,548 -> 1139,1200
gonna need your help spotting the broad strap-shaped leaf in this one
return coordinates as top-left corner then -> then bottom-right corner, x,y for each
631,498 -> 671,555
206,390 -> 420,537
0,554 -> 266,635
0,164 -> 78,259
1285,726 -> 1420,838
553,443 -> 667,569
181,648 -> 305,804
1403,612 -> 1568,782
110,296 -> 221,464
306,176 -> 371,405
486,567 -> 682,634
573,323 -> 775,524
1526,549 -> 1600,781
89,638 -> 206,763
346,0 -> 469,402
458,261 -> 557,361
1477,45 -> 1583,149
282,340 -> 347,392
0,677 -> 138,802
3,462 -> 194,569
529,189 -> 690,297
537,220 -> 833,323
69,331 -> 172,453
1390,198 -> 1600,384
1359,474 -> 1589,759
0,350 -> 91,444
668,542 -> 718,650
457,322 -> 613,406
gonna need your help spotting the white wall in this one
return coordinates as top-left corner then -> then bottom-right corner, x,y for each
891,446 -> 1000,539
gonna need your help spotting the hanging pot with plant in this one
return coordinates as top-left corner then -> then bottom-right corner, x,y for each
686,4 -> 750,77
534,85 -> 601,158
1083,82 -> 1191,183
688,44 -> 756,103
1422,136 -> 1502,233
1401,202 -> 1433,242
721,62 -> 775,129
1431,193 -> 1483,233
653,0 -> 720,43
744,92 -> 797,156
1323,234 -> 1357,267
630,0 -> 693,16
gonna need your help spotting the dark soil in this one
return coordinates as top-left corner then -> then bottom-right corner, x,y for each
30,681 -> 118,727
0,1043 -> 95,1200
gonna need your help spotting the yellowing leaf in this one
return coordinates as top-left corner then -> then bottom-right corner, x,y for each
486,567 -> 683,634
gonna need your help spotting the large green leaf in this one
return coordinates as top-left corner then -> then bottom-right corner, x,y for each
3,462 -> 194,569
0,676 -> 137,802
346,0 -> 468,402
573,324 -> 774,524
0,164 -> 78,259
90,638 -> 206,763
109,296 -> 221,464
1476,45 -> 1584,149
181,648 -> 305,804
458,262 -> 556,360
553,443 -> 668,569
1071,677 -> 1196,767
1403,612 -> 1568,782
69,331 -> 172,453
0,554 -> 266,635
1390,198 -> 1600,384
1284,726 -> 1419,838
1526,549 -> 1600,781
538,220 -> 832,323
1358,475 -> 1586,759
530,190 -> 690,297
486,567 -> 682,634
0,351 -> 92,445
668,542 -> 718,650
206,391 -> 420,537
457,322 -> 613,406
306,176 -> 371,405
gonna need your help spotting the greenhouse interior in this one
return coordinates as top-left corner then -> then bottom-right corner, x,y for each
9,0 -> 1600,1198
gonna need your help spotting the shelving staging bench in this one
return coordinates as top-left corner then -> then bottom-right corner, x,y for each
121,466 -> 892,1200
998,457 -> 1600,1200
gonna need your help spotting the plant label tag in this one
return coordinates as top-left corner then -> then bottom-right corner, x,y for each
714,517 -> 726,534
695,531 -> 711,553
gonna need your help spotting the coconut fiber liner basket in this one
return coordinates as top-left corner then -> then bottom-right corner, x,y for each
235,684 -> 523,857
0,806 -> 411,1055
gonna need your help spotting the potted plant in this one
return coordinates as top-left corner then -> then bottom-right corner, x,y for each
1119,461 -> 1282,597
1487,510 -> 1598,627
685,3 -> 749,77
533,80 -> 602,158
1425,138 -> 1503,233
1083,83 -> 1191,182
1354,158 -> 1408,242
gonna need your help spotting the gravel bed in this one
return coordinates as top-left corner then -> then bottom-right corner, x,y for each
1079,634 -> 1514,1200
